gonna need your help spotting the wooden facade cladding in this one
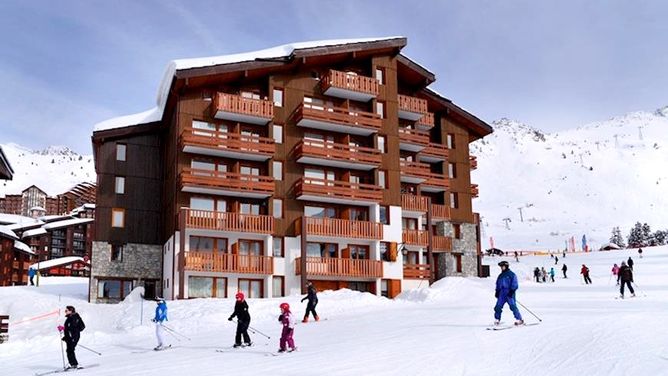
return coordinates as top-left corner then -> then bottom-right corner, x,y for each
294,103 -> 382,135
294,139 -> 382,169
433,235 -> 453,252
294,177 -> 383,203
180,127 -> 275,160
469,155 -> 478,170
210,92 -> 274,125
422,174 -> 450,191
295,256 -> 383,278
398,127 -> 430,149
180,208 -> 273,234
471,184 -> 479,198
185,251 -> 273,274
398,94 -> 428,116
321,69 -> 379,101
431,203 -> 451,220
403,263 -> 431,279
298,216 -> 383,240
420,143 -> 449,161
416,112 -> 435,129
402,229 -> 429,247
179,168 -> 274,197
401,194 -> 429,213
399,160 -> 432,183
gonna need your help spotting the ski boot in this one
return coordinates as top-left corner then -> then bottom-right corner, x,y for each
314,315 -> 320,322
233,343 -> 243,348
244,342 -> 253,347
302,316 -> 308,323
288,347 -> 297,353
277,348 -> 286,353
514,320 -> 525,326
493,320 -> 500,326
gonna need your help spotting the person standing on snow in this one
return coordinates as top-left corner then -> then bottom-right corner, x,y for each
541,267 -> 547,283
562,264 -> 568,278
549,267 -> 555,282
581,264 -> 592,284
617,261 -> 635,298
28,267 -> 36,286
152,298 -> 168,350
58,305 -> 85,370
228,292 -> 252,347
301,281 -> 319,323
554,256 -> 559,265
627,257 -> 634,271
493,261 -> 524,326
638,248 -> 643,258
277,302 -> 297,353
611,264 -> 620,286
533,267 -> 541,283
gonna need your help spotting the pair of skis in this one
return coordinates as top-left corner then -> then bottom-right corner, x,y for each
35,364 -> 99,376
487,322 -> 541,331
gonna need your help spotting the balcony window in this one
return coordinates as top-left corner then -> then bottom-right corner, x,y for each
448,163 -> 457,179
403,217 -> 418,230
190,197 -> 214,211
379,206 -> 390,225
193,120 -> 216,136
380,242 -> 389,261
115,176 -> 125,194
273,199 -> 283,219
305,168 -> 335,181
272,88 -> 284,107
272,276 -> 285,297
305,205 -> 336,218
349,245 -> 368,259
240,166 -> 260,176
349,207 -> 369,221
375,68 -> 385,85
376,101 -> 385,119
116,144 -> 126,161
376,135 -> 386,153
238,239 -> 262,256
241,91 -> 261,100
273,161 -> 283,181
112,208 -> 125,228
378,170 -> 386,189
240,203 -> 261,215
190,236 -> 227,252
273,237 -> 284,257
307,242 -> 337,257
273,125 -> 283,144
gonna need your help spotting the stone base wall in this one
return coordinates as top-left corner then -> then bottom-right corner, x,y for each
435,222 -> 479,278
90,241 -> 163,303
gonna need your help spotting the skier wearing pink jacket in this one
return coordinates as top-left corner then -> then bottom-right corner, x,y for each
277,302 -> 297,353
611,264 -> 620,285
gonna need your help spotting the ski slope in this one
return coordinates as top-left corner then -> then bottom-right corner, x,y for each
1,247 -> 667,376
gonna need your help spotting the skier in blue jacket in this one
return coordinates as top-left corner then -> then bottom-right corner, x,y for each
494,261 -> 524,326
152,298 -> 168,350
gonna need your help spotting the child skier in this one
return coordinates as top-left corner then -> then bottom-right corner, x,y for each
301,281 -> 319,323
228,292 -> 252,347
58,305 -> 85,370
611,264 -> 620,285
581,264 -> 592,284
277,302 -> 297,353
493,261 -> 524,326
152,298 -> 168,350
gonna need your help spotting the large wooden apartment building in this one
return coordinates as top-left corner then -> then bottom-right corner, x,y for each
90,37 -> 492,302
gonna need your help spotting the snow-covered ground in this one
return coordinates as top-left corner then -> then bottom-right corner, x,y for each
1,247 -> 667,375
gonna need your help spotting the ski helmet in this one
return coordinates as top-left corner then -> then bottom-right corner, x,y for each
235,292 -> 244,300
279,302 -> 290,311
498,261 -> 509,268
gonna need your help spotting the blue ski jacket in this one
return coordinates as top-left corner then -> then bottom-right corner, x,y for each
154,302 -> 168,323
496,269 -> 519,295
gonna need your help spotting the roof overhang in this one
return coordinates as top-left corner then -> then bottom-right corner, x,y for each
397,54 -> 436,88
420,88 -> 494,141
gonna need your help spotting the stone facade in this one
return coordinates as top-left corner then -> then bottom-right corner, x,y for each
435,222 -> 479,277
89,241 -> 163,302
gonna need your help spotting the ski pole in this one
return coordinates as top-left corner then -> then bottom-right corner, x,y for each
515,300 -> 542,322
57,329 -> 66,370
632,282 -> 647,297
163,327 -> 182,342
78,344 -> 102,356
247,324 -> 271,340
162,324 -> 191,341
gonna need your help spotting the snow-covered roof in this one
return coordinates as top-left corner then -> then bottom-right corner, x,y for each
600,243 -> 622,250
30,256 -> 89,271
0,213 -> 36,225
22,227 -> 47,238
39,214 -> 73,222
6,220 -> 44,231
14,240 -> 35,255
0,225 -> 18,240
94,37 -> 403,132
83,203 -> 96,209
29,206 -> 46,211
43,217 -> 94,230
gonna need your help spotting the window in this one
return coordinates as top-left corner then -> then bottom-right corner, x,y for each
381,279 -> 389,297
349,245 -> 369,259
272,276 -> 285,297
448,163 -> 457,179
375,68 -> 384,85
241,91 -> 261,100
376,101 -> 385,119
111,245 -> 123,261
380,242 -> 390,261
240,165 -> 260,176
379,206 -> 390,225
190,197 -> 214,211
454,254 -> 463,273
273,199 -> 283,219
450,192 -> 459,209
273,237 -> 284,257
307,242 -> 337,258
273,125 -> 283,144
378,170 -> 386,189
115,176 -> 125,194
188,276 -> 213,298
305,205 -> 336,218
116,144 -> 126,161
273,88 -> 284,107
97,279 -> 133,299
192,120 -> 216,136
238,279 -> 263,298
240,202 -> 261,215
112,208 -> 125,228
402,217 -> 418,230
447,134 -> 455,149
453,223 -> 462,239
348,207 -> 369,221
273,161 -> 283,181
238,239 -> 263,255
216,278 -> 227,298
189,236 -> 227,253
377,135 -> 386,153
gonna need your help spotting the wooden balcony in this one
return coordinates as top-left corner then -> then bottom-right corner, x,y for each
294,139 -> 381,171
431,204 -> 451,221
181,208 -> 273,234
398,128 -> 429,152
398,94 -> 428,120
416,112 -> 435,130
470,155 -> 478,170
295,257 -> 383,279
471,184 -> 479,198
321,69 -> 379,101
295,177 -> 382,205
403,264 -> 431,279
300,216 -> 383,240
295,103 -> 382,136
400,161 -> 432,184
433,236 -> 453,252
210,92 -> 274,125
401,194 -> 428,214
180,168 -> 274,198
421,174 -> 449,193
419,143 -> 449,163
402,229 -> 429,247
185,251 -> 273,274
180,127 -> 275,161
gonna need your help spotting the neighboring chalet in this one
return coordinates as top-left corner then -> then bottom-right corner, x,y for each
0,146 -> 13,181
0,182 -> 96,217
90,37 -> 493,303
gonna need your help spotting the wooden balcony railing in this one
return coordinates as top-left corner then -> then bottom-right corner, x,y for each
321,70 -> 379,97
295,139 -> 381,166
470,155 -> 478,170
433,236 -> 453,252
416,112 -> 435,129
398,128 -> 430,146
181,208 -> 273,234
398,94 -> 429,114
401,194 -> 428,212
421,143 -> 449,159
295,257 -> 383,278
471,184 -> 479,198
185,251 -> 273,274
400,160 -> 432,180
295,177 -> 383,202
301,216 -> 383,239
211,92 -> 274,122
180,168 -> 274,195
403,264 -> 431,279
296,103 -> 382,133
402,229 -> 429,247
431,204 -> 451,220
180,127 -> 275,157
423,174 -> 449,189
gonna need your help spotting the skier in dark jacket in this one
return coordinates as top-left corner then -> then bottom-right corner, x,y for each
638,248 -> 643,258
301,281 -> 319,323
494,261 -> 524,326
58,306 -> 85,369
617,261 -> 635,298
228,292 -> 252,347
533,267 -> 541,283
581,264 -> 592,284
627,257 -> 634,271
562,264 -> 568,278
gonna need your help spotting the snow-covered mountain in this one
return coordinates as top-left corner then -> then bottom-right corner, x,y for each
0,143 -> 95,197
472,106 -> 668,250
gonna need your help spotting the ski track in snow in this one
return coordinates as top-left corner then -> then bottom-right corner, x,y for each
1,247 -> 667,375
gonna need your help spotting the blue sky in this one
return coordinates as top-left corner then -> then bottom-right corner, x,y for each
1,0 -> 666,153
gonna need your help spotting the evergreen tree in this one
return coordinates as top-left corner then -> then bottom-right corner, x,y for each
609,226 -> 625,248
627,222 -> 644,247
642,223 -> 652,246
653,230 -> 667,246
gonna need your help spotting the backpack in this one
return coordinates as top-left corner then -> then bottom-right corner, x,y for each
78,317 -> 86,332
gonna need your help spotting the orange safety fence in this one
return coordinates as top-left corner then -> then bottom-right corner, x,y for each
11,309 -> 60,326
